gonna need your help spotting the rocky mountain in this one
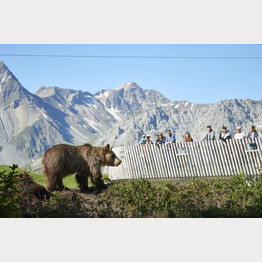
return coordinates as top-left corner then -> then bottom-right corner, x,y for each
0,61 -> 261,168
96,98 -> 262,146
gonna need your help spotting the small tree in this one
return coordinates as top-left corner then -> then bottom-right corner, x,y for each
0,164 -> 21,217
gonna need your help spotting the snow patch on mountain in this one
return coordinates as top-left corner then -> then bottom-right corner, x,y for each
84,118 -> 103,134
70,126 -> 89,140
106,107 -> 122,121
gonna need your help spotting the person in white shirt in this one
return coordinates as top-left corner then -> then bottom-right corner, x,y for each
234,127 -> 246,140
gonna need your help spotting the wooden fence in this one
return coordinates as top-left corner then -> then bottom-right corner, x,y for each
108,138 -> 262,180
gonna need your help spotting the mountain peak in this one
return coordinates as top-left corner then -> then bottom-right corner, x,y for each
0,61 -> 20,85
116,82 -> 141,90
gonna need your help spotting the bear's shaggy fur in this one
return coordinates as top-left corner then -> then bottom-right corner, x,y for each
41,143 -> 121,192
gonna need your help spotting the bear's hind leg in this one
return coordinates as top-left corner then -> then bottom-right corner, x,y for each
46,176 -> 58,192
56,178 -> 69,191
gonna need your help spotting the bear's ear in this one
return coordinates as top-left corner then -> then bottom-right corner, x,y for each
110,144 -> 113,149
104,144 -> 110,151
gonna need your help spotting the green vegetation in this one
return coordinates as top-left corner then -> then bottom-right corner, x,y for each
106,168 -> 262,218
0,164 -> 22,217
1,164 -> 262,218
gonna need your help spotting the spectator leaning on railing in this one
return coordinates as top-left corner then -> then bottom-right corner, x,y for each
140,135 -> 146,145
165,130 -> 176,147
247,126 -> 259,139
184,132 -> 193,142
155,132 -> 166,145
234,127 -> 246,139
219,126 -> 232,142
145,135 -> 153,144
202,125 -> 216,141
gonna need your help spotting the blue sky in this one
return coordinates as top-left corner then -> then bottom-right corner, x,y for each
0,44 -> 261,103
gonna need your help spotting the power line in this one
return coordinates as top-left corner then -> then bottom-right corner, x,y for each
0,54 -> 262,59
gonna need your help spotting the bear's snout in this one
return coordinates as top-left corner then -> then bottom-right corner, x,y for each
114,158 -> 122,166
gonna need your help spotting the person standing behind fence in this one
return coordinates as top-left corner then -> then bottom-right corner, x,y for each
219,126 -> 232,142
145,135 -> 153,144
234,127 -> 246,139
165,129 -> 176,147
184,132 -> 193,142
140,134 -> 146,145
202,125 -> 216,141
247,126 -> 259,139
155,132 -> 166,145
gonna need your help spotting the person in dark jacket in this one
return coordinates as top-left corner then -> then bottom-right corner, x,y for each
247,126 -> 259,139
219,126 -> 232,142
155,132 -> 166,145
202,125 -> 216,141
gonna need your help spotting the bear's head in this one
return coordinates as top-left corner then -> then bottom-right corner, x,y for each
102,144 -> 122,167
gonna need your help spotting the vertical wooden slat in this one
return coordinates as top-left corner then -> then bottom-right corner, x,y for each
202,141 -> 214,177
189,142 -> 201,177
148,145 -> 158,179
240,139 -> 252,175
213,141 -> 224,176
236,139 -> 248,175
160,144 -> 171,178
179,142 -> 188,178
127,146 -> 136,179
253,138 -> 262,169
229,139 -> 242,174
170,143 -> 181,178
141,145 -> 149,179
153,144 -> 164,178
168,143 -> 178,178
154,144 -> 164,178
167,143 -> 178,178
251,138 -> 260,174
223,140 -> 235,175
209,140 -> 220,176
183,142 -> 195,178
181,143 -> 191,178
131,145 -> 141,179
160,144 -> 170,178
176,143 -> 186,178
245,139 -> 256,174
256,138 -> 262,167
195,141 -> 206,177
180,142 -> 190,178
161,144 -> 172,178
217,141 -> 230,176
143,145 -> 152,178
192,142 -> 203,177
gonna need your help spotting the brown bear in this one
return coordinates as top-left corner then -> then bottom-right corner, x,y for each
41,143 -> 121,192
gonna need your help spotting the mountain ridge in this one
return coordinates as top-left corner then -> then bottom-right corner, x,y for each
0,61 -> 261,168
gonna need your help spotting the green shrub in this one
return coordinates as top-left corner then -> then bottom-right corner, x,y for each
0,164 -> 22,218
106,168 -> 262,218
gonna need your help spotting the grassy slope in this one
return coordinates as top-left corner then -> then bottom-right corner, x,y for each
0,165 -> 109,189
